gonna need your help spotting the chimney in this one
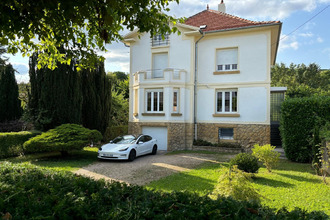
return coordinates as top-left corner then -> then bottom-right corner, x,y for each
218,0 -> 226,13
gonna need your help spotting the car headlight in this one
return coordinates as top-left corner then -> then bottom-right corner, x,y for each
119,147 -> 129,151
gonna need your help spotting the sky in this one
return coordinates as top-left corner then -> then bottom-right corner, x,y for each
8,0 -> 330,83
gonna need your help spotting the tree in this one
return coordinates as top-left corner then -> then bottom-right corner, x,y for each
28,53 -> 83,130
271,63 -> 330,98
81,63 -> 111,134
0,47 -> 22,122
28,52 -> 111,134
0,0 -> 181,69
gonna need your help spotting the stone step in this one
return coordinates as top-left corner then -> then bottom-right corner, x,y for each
274,147 -> 287,159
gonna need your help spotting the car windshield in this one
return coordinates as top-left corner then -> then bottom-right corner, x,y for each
111,135 -> 137,144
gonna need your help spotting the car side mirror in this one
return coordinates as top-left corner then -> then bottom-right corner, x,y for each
109,141 -> 113,144
138,141 -> 144,144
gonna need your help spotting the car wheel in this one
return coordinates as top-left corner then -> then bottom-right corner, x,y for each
151,145 -> 157,155
128,150 -> 136,161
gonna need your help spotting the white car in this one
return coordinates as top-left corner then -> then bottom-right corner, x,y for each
98,134 -> 158,161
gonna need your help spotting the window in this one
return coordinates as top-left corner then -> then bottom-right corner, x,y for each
219,128 -> 234,140
146,89 -> 164,112
216,90 -> 237,113
216,48 -> 238,71
152,34 -> 169,47
152,53 -> 168,78
173,89 -> 179,113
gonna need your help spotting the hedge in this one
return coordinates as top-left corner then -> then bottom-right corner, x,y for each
0,131 -> 41,158
23,124 -> 102,155
280,96 -> 330,162
0,162 -> 328,219
103,125 -> 128,141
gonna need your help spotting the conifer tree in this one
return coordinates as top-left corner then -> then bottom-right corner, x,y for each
0,64 -> 22,122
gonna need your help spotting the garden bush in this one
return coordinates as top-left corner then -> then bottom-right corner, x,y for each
212,166 -> 261,203
0,130 -> 41,158
252,144 -> 280,173
280,96 -> 330,162
230,153 -> 260,173
23,124 -> 102,155
0,162 -> 328,219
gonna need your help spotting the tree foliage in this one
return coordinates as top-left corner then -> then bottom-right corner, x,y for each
28,53 -> 111,134
0,47 -> 22,122
271,63 -> 330,98
108,71 -> 129,126
0,0 -> 181,69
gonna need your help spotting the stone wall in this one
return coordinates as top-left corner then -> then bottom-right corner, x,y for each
128,122 -> 194,151
197,123 -> 270,149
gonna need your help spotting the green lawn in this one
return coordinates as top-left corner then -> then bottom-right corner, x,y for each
147,153 -> 330,215
2,147 -> 99,171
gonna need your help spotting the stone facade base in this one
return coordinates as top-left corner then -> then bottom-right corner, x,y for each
129,122 -> 270,151
192,145 -> 244,154
197,123 -> 270,149
128,122 -> 194,151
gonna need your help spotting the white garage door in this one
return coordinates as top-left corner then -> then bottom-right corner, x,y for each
142,127 -> 168,151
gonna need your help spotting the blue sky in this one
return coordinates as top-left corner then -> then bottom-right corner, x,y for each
7,0 -> 330,83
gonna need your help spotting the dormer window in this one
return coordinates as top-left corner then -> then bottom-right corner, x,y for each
215,48 -> 239,72
152,34 -> 169,47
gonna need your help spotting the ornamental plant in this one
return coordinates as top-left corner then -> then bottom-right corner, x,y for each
230,153 -> 260,173
252,144 -> 280,172
212,165 -> 261,203
23,124 -> 102,156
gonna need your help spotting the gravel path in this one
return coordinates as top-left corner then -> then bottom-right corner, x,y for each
74,152 -> 233,185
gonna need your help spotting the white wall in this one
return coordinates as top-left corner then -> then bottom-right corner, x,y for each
197,31 -> 270,84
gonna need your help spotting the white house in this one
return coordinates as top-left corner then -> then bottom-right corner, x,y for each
123,1 -> 282,151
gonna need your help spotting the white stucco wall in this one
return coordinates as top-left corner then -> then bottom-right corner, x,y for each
197,31 -> 270,84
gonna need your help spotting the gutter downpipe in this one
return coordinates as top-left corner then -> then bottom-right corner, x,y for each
194,30 -> 205,140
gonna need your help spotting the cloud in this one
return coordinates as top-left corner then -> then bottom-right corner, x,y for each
279,35 -> 299,51
317,37 -> 324,43
299,32 -> 314,37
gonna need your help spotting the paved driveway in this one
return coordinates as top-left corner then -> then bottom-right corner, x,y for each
74,152 -> 231,185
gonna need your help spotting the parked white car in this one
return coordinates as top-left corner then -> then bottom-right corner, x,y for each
98,134 -> 157,161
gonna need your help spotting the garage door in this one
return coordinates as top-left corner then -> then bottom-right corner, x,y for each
142,127 -> 168,151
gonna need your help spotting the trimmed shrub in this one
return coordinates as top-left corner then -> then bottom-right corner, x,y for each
103,125 -> 128,141
0,131 -> 41,158
23,124 -> 102,155
0,162 -> 328,219
280,96 -> 330,162
230,153 -> 260,173
252,144 -> 280,173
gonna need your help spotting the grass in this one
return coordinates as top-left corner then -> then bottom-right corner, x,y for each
147,157 -> 330,215
1,147 -> 99,171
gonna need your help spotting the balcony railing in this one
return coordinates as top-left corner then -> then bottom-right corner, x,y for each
133,68 -> 187,84
151,34 -> 169,47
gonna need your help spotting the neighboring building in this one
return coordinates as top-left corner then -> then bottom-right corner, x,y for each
123,1 -> 282,151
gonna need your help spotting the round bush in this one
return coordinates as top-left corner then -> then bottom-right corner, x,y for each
230,153 -> 260,173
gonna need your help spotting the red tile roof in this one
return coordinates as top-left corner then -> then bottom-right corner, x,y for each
184,9 -> 280,32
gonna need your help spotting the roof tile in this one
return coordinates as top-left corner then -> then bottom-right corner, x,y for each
184,9 -> 280,32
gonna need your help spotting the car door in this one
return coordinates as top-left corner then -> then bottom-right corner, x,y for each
144,135 -> 154,153
136,136 -> 147,156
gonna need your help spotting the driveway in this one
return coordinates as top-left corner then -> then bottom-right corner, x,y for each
74,152 -> 233,185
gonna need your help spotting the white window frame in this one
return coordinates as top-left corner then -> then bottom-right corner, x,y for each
145,89 -> 164,113
216,48 -> 238,72
216,89 -> 238,113
172,88 -> 179,113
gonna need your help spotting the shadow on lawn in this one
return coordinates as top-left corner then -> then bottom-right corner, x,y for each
276,172 -> 322,184
253,176 -> 295,188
